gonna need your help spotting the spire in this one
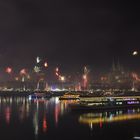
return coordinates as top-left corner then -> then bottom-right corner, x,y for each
112,60 -> 116,72
117,58 -> 121,71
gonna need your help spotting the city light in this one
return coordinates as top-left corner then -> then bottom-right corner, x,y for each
44,62 -> 48,68
36,56 -> 41,64
56,67 -> 59,72
6,67 -> 12,74
83,75 -> 87,80
82,66 -> 90,89
56,72 -> 59,76
55,67 -> 66,82
55,67 -> 59,77
34,66 -> 41,73
55,67 -> 62,79
60,76 -> 65,82
20,69 -> 27,75
132,73 -> 140,81
15,77 -> 19,81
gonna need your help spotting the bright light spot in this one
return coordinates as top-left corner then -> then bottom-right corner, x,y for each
55,97 -> 60,104
60,76 -> 65,81
132,51 -> 138,56
6,67 -> 12,74
83,75 -> 87,80
29,95 -> 32,100
36,56 -> 41,63
56,67 -> 59,72
51,88 -> 61,91
133,137 -> 140,140
44,62 -> 48,68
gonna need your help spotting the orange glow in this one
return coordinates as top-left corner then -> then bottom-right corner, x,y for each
44,62 -> 48,68
79,112 -> 140,126
60,76 -> 65,81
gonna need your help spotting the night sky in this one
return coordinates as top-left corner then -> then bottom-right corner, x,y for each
0,0 -> 140,72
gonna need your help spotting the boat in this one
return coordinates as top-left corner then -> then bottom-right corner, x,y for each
29,92 -> 52,100
69,96 -> 140,111
59,93 -> 80,100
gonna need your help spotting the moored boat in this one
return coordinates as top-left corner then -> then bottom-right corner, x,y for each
69,96 -> 140,111
59,93 -> 80,100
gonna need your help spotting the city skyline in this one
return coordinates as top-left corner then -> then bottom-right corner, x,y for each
0,56 -> 139,82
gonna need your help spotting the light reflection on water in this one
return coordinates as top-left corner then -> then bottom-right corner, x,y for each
1,96 -> 140,140
79,109 -> 140,130
0,96 -> 72,138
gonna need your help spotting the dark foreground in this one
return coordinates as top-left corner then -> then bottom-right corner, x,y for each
0,95 -> 140,140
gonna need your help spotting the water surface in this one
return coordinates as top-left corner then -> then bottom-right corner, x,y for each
0,96 -> 140,140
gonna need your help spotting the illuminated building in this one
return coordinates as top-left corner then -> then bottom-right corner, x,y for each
107,61 -> 133,89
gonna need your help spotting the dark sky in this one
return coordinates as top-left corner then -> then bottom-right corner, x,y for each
0,0 -> 140,72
